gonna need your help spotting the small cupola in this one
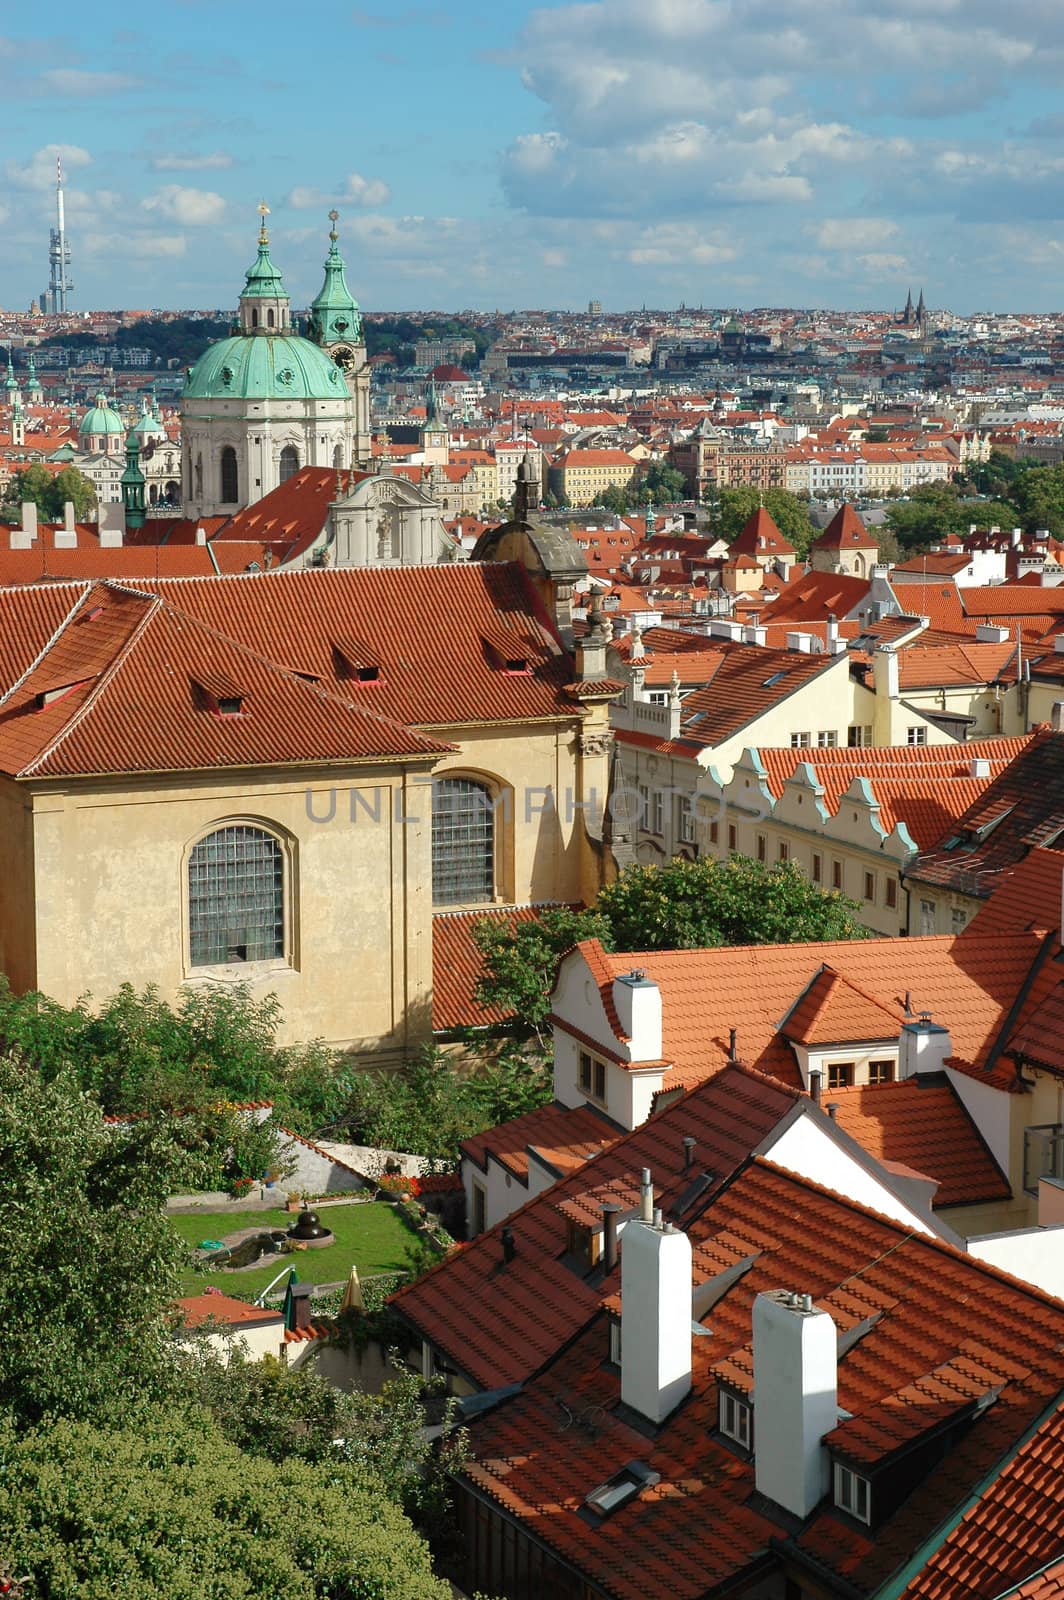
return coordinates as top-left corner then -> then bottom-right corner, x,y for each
238,204 -> 291,335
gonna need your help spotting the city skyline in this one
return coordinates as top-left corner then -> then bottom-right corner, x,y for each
3,1 -> 1064,314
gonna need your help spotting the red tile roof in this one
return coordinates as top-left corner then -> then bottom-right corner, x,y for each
824,1078 -> 1009,1207
761,568 -> 871,623
431,904 -> 575,1032
177,1291 -> 282,1328
783,965 -> 906,1046
394,1063 -> 801,1390
0,562 -> 588,779
966,846 -> 1063,937
568,931 -> 1046,1088
814,503 -> 880,549
896,641 -> 1020,689
452,1159 -> 1064,1600
906,728 -> 1064,899
731,507 -> 796,558
461,1099 -> 618,1185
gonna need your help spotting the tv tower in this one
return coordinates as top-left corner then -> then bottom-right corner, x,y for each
44,157 -> 73,314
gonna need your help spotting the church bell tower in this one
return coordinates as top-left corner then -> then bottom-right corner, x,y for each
307,212 -> 371,464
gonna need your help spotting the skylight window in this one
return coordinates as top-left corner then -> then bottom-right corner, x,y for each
583,1460 -> 660,1520
762,670 -> 788,687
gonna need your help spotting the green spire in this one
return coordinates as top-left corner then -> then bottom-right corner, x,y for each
307,211 -> 362,346
27,353 -> 42,396
240,203 -> 288,299
121,428 -> 146,529
4,356 -> 16,395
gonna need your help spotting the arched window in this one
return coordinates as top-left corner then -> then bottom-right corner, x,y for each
333,443 -> 345,470
251,309 -> 259,329
279,445 -> 299,483
220,446 -> 238,504
194,453 -> 203,497
267,308 -> 275,329
188,824 -> 284,967
432,777 -> 494,905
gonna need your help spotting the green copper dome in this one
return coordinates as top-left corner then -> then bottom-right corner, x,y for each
307,216 -> 362,346
183,332 -> 345,401
240,231 -> 288,299
79,393 -> 125,436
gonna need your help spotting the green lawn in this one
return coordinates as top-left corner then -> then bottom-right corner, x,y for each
170,1202 -> 415,1299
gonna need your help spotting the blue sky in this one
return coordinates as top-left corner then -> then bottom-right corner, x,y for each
4,0 -> 1064,314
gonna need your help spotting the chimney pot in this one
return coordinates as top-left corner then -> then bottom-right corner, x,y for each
809,1069 -> 823,1105
682,1135 -> 696,1170
639,1168 -> 654,1223
826,1102 -> 839,1121
601,1202 -> 622,1274
500,1225 -> 516,1265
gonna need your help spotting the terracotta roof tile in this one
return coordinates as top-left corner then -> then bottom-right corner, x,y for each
824,1079 -> 1010,1207
460,1099 -> 618,1184
782,965 -> 906,1046
431,904 -> 576,1032
814,503 -> 880,549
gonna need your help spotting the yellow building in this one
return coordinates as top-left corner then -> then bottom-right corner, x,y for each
0,531 -> 619,1057
548,447 -> 639,507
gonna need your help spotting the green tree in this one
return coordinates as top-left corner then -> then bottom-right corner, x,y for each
596,481 -> 631,514
716,486 -> 815,557
595,855 -> 869,952
1,462 -> 97,524
0,1055 -> 185,1425
473,906 -> 614,1039
49,464 -> 97,519
639,460 -> 687,502
0,1405 -> 452,1600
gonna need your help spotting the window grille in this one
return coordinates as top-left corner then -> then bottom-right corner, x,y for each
432,777 -> 494,905
188,825 -> 284,966
220,447 -> 238,505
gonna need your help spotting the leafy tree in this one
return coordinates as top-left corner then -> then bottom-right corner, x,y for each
716,486 -> 815,557
595,856 -> 869,951
0,1405 -> 453,1600
340,1044 -> 551,1163
596,481 -> 631,514
473,906 -> 614,1039
0,1055 -> 185,1425
49,464 -> 97,520
639,460 -> 687,502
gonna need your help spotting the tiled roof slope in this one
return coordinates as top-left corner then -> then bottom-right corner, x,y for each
0,581 -> 452,779
0,563 -> 589,779
965,846 -> 1063,937
394,1063 -> 801,1389
0,581 -> 87,689
758,737 -> 1029,814
825,1079 -> 1009,1207
136,564 -> 576,730
814,502 -> 880,549
898,1400 -> 1064,1600
567,932 -> 1045,1087
731,507 -> 795,557
458,1159 -> 1064,1600
783,966 -> 906,1046
432,905 -> 576,1032
622,642 -> 836,753
460,1099 -> 619,1185
906,728 -> 1064,898
760,567 -> 871,622
896,642 -> 1020,689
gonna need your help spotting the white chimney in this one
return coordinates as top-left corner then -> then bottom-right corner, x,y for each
899,1014 -> 951,1077
1053,637 -> 1064,656
10,501 -> 37,549
195,525 -> 207,547
611,971 -> 662,1061
969,757 -> 991,779
975,623 -> 1009,644
54,499 -> 77,549
621,1178 -> 692,1425
1012,528 -> 1023,548
787,631 -> 816,654
752,1290 -> 838,1519
744,625 -> 767,646
1054,702 -> 1064,733
873,645 -> 900,700
98,501 -> 125,549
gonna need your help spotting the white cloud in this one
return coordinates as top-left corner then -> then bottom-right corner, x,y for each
814,218 -> 899,250
286,172 -> 391,211
150,152 -> 233,171
84,231 -> 186,260
142,185 -> 226,225
5,143 -> 91,188
38,68 -> 139,94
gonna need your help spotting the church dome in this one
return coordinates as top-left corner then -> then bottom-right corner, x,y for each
79,393 -> 125,436
182,332 -> 345,401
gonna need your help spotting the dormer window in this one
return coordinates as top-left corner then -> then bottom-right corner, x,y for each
718,1387 -> 753,1451
217,695 -> 244,716
332,638 -> 383,684
833,1462 -> 871,1524
35,678 -> 93,710
483,631 -> 533,675
192,673 -> 247,718
578,1050 -> 607,1105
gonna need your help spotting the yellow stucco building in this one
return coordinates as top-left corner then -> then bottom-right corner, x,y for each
0,528 -> 619,1056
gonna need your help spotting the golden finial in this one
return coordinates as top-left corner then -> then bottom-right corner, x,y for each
328,208 -> 339,242
257,200 -> 270,244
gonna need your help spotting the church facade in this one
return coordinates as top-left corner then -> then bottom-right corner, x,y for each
180,212 -> 371,518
